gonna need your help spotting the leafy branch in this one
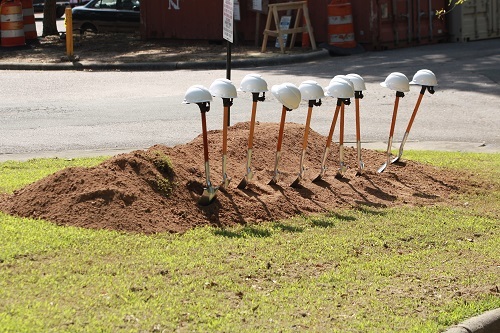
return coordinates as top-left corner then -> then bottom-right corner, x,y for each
436,0 -> 468,18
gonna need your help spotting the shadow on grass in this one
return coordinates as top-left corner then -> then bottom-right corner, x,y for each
355,205 -> 388,216
213,225 -> 273,238
272,222 -> 304,233
309,211 -> 357,228
309,217 -> 335,228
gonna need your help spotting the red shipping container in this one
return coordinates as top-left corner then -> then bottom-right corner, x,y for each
350,0 -> 447,50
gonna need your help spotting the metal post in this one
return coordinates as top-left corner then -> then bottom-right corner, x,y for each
65,6 -> 73,57
226,40 -> 232,126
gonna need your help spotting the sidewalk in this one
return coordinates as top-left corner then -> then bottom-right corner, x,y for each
0,32 -> 330,71
0,48 -> 330,71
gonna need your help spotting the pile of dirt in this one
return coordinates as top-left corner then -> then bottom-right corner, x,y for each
0,122 -> 475,234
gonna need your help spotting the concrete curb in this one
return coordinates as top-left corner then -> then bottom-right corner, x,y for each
443,308 -> 500,333
0,49 -> 329,71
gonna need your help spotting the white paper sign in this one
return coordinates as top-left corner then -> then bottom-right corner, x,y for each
234,0 -> 240,21
275,15 -> 291,48
223,0 -> 234,43
252,0 -> 262,11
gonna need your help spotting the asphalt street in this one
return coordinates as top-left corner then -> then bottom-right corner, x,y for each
1,37 -> 499,162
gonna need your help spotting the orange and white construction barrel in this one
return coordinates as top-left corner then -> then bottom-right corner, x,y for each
21,0 -> 37,40
327,0 -> 356,48
1,0 -> 26,47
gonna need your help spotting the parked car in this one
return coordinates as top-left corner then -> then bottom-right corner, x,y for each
33,0 -> 70,18
72,0 -> 140,34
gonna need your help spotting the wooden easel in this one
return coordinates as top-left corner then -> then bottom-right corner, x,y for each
261,1 -> 316,53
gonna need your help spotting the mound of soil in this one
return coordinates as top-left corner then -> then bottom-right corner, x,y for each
0,122 -> 473,234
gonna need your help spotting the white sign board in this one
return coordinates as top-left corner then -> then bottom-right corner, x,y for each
275,15 -> 291,48
234,0 -> 240,21
223,0 -> 234,43
252,0 -> 262,11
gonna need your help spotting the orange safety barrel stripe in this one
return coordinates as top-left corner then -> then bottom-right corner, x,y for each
21,0 -> 37,39
1,0 -> 26,47
327,1 -> 356,48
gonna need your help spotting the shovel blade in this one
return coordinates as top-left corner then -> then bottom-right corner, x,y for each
290,177 -> 301,188
237,171 -> 252,189
377,162 -> 387,173
312,175 -> 322,182
198,187 -> 218,206
312,169 -> 326,183
236,177 -> 248,189
221,177 -> 231,190
268,177 -> 278,186
390,155 -> 401,164
355,161 -> 365,176
335,163 -> 347,179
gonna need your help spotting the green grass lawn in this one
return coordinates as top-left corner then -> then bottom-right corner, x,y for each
0,152 -> 499,333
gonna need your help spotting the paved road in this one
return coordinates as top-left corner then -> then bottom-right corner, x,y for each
1,38 -> 499,161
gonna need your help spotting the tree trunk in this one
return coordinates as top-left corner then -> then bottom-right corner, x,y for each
43,0 -> 59,36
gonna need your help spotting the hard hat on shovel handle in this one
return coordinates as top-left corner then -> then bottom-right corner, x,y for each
237,74 -> 268,189
346,73 -> 366,175
327,76 -> 355,178
183,85 -> 218,205
269,83 -> 301,185
391,69 -> 438,164
209,78 -> 238,190
313,78 -> 353,182
378,72 -> 410,173
290,80 -> 323,187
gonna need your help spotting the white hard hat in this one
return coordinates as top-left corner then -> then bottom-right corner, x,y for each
271,83 -> 301,110
380,72 -> 410,92
346,73 -> 366,91
325,77 -> 355,98
239,73 -> 268,93
331,75 -> 355,92
410,69 -> 438,86
298,80 -> 324,101
209,78 -> 238,98
183,85 -> 213,104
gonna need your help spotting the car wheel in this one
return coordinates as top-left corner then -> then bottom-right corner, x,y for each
56,6 -> 65,18
79,23 -> 98,34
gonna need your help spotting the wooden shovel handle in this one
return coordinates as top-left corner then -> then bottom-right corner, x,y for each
326,104 -> 341,148
405,88 -> 425,133
247,101 -> 258,149
302,106 -> 313,150
355,98 -> 361,142
276,105 -> 287,152
339,103 -> 345,145
201,111 -> 209,163
223,106 -> 229,155
389,95 -> 400,137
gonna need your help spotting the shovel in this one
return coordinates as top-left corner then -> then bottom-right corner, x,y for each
377,91 -> 405,173
391,86 -> 433,164
237,92 -> 266,189
335,102 -> 347,178
198,103 -> 219,205
291,99 -> 321,187
354,91 -> 365,175
269,105 -> 289,185
221,98 -> 232,189
313,98 -> 343,182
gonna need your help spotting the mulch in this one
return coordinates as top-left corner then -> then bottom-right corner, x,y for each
0,121 -> 478,234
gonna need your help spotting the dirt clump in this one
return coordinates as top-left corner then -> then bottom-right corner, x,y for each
0,122 -> 474,234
